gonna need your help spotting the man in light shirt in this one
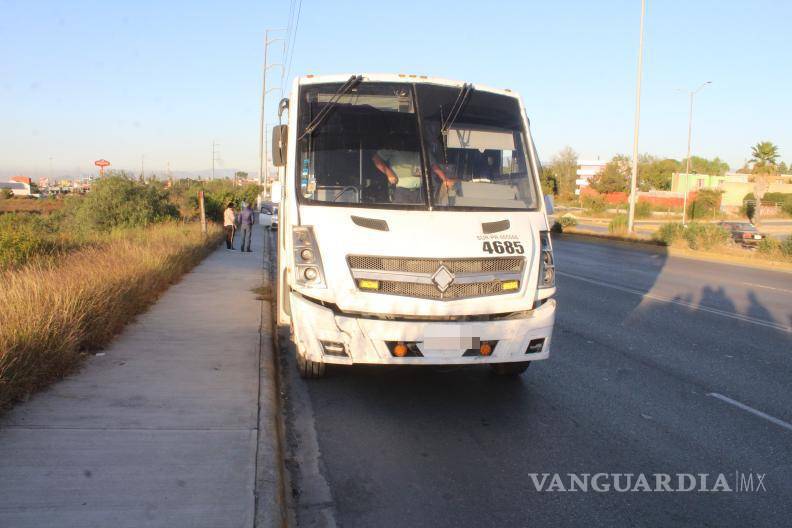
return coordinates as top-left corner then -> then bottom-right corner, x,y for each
372,149 -> 457,204
223,202 -> 236,250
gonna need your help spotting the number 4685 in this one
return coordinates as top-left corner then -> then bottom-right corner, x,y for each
482,241 -> 524,254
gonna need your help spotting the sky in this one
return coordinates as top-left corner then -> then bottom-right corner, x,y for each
1,0 -> 791,180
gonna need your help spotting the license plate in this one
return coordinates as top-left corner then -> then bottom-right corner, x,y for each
754,235 -> 761,239
422,325 -> 479,351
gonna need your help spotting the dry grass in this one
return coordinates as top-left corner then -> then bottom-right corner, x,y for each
0,222 -> 222,409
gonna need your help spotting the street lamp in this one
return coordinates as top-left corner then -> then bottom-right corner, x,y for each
259,29 -> 287,190
680,81 -> 712,225
627,0 -> 646,234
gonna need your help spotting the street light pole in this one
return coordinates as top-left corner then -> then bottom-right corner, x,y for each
259,29 -> 286,192
681,81 -> 712,225
627,0 -> 646,234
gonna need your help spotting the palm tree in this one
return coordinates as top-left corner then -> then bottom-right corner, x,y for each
750,141 -> 780,170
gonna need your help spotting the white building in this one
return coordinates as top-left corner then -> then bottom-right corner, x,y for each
0,181 -> 32,196
575,159 -> 607,195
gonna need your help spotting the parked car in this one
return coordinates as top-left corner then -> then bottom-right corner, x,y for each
719,222 -> 765,246
260,204 -> 278,230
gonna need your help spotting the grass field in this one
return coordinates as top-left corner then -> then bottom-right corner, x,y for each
0,223 -> 222,409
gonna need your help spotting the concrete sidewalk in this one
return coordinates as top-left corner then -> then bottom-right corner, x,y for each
0,226 -> 283,528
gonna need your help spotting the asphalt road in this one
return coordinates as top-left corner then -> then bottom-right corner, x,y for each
278,235 -> 792,528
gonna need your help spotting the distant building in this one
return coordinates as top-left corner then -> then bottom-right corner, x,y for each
0,181 -> 31,196
575,159 -> 607,195
11,175 -> 32,185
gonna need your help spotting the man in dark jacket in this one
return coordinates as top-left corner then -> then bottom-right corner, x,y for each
237,203 -> 256,252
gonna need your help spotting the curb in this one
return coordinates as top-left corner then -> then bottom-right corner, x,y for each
558,231 -> 792,274
254,236 -> 291,528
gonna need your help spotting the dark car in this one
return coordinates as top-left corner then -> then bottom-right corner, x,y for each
719,222 -> 765,246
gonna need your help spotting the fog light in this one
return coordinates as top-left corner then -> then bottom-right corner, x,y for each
300,248 -> 314,262
393,342 -> 408,357
358,279 -> 380,290
527,338 -> 545,354
502,280 -> 519,291
303,267 -> 318,281
321,340 -> 348,357
480,342 -> 493,356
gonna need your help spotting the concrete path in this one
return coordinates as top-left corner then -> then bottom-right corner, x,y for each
0,226 -> 283,528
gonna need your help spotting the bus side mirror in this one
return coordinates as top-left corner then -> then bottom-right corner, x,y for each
272,125 -> 288,167
544,194 -> 554,215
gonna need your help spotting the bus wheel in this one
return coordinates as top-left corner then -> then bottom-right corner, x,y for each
296,343 -> 326,379
490,362 -> 530,376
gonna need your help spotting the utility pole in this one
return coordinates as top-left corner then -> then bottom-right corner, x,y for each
627,0 -> 646,234
259,28 -> 287,192
680,81 -> 712,225
140,154 -> 145,180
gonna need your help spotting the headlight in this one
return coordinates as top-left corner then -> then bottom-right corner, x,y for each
538,231 -> 555,289
293,226 -> 326,288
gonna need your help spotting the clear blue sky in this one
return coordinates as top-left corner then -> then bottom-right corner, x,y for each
2,0 -> 790,179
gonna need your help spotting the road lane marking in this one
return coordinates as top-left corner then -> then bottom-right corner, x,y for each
740,281 -> 792,295
556,271 -> 792,333
707,393 -> 792,433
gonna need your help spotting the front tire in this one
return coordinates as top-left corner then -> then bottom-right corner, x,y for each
297,347 -> 326,378
490,361 -> 530,376
292,323 -> 326,379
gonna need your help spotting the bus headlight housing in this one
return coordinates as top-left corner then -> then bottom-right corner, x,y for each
538,231 -> 555,289
293,226 -> 326,288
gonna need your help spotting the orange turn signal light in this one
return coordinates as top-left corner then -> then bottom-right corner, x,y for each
394,343 -> 408,357
480,342 -> 493,356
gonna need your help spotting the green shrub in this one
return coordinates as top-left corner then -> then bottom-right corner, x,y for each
758,237 -> 781,255
687,189 -> 723,220
634,201 -> 653,219
654,223 -> 686,245
683,223 -> 729,250
559,215 -> 578,227
582,195 -> 606,214
608,214 -> 628,234
0,213 -> 73,269
781,235 -> 792,257
67,174 -> 178,232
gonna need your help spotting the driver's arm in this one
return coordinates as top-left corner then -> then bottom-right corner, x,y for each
372,153 -> 398,185
432,163 -> 456,187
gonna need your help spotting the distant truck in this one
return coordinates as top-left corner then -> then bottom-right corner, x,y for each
270,73 -> 556,378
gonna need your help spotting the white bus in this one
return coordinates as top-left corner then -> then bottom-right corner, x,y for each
271,73 -> 556,378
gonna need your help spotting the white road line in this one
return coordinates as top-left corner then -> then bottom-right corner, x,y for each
556,271 -> 792,333
707,393 -> 792,433
740,281 -> 792,295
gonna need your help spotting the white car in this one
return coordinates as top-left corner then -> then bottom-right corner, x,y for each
259,205 -> 278,229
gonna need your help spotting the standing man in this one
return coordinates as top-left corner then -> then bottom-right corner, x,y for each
238,202 -> 256,252
223,202 -> 236,250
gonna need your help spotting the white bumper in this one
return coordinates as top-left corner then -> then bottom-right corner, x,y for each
290,293 -> 555,365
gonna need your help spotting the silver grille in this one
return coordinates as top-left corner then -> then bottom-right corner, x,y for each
347,256 -> 523,274
348,255 -> 525,301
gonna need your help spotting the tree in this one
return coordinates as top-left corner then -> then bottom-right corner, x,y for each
750,141 -> 780,171
234,171 -> 249,182
590,155 -> 630,193
638,156 -> 680,191
778,161 -> 789,174
684,156 -> 729,175
547,146 -> 578,200
538,163 -> 557,196
749,141 -> 781,226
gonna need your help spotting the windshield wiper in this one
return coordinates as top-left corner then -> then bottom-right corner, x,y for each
440,82 -> 474,135
298,75 -> 363,141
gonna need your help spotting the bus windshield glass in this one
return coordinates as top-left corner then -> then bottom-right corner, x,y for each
295,81 -> 539,210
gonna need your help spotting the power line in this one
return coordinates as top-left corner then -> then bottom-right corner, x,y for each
284,0 -> 303,88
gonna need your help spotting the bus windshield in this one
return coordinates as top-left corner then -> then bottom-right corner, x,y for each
295,81 -> 539,211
